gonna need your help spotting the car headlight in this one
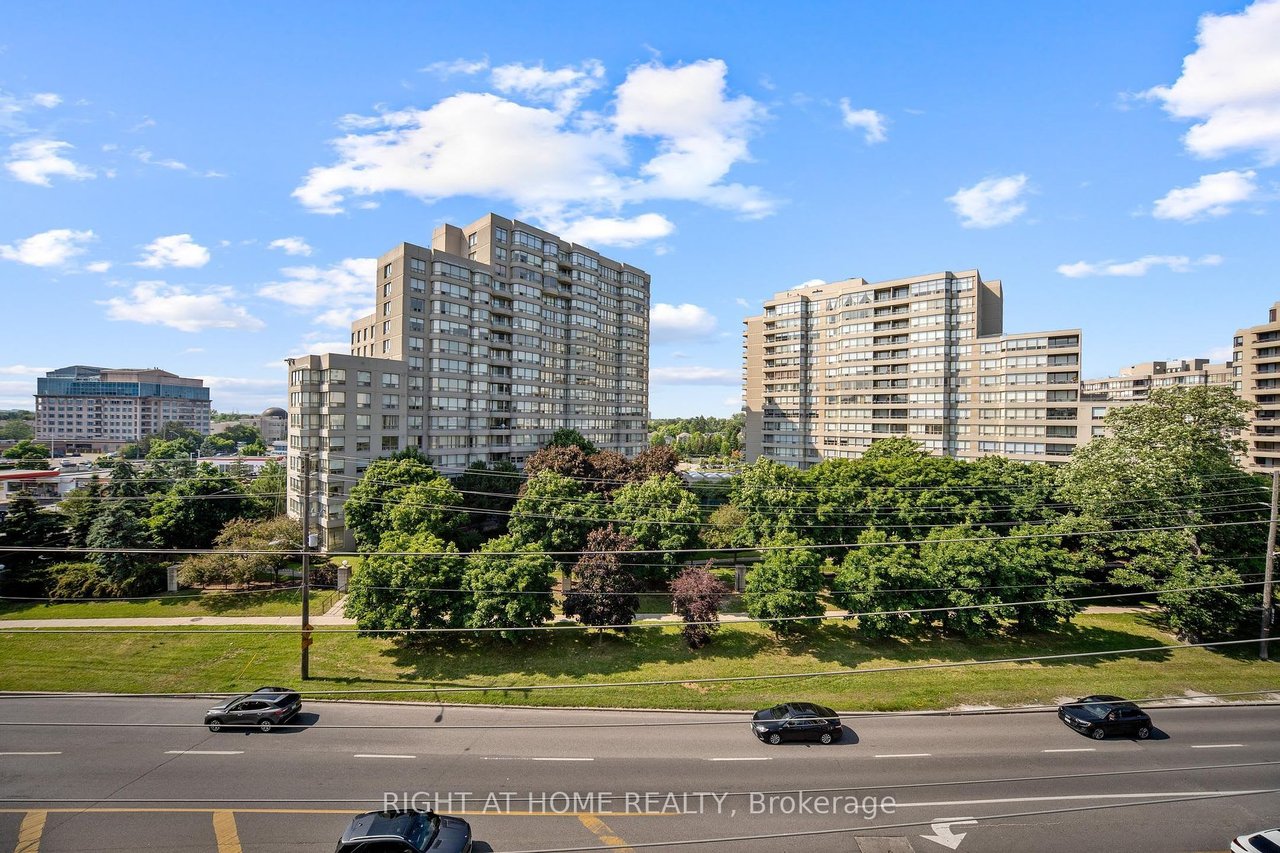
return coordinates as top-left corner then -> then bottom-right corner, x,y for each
754,724 -> 767,732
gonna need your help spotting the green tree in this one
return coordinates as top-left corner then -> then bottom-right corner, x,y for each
0,490 -> 64,595
178,515 -> 301,588
508,471 -> 604,557
218,423 -> 262,445
0,411 -> 34,442
58,476 -> 105,548
148,464 -> 244,550
1059,386 -> 1263,636
741,534 -> 825,635
563,526 -> 640,634
240,440 -> 268,456
548,427 -> 598,455
81,502 -> 161,596
701,503 -> 750,550
198,434 -> 237,456
345,531 -> 468,635
105,459 -> 145,498
463,534 -> 556,640
343,451 -> 458,551
831,529 -> 928,638
728,458 -> 808,545
2,439 -> 51,470
246,459 -> 287,517
610,474 -> 702,583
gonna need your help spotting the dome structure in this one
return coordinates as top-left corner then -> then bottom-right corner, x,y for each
261,407 -> 287,419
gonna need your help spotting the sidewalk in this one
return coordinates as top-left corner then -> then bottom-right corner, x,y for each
0,604 -> 1148,630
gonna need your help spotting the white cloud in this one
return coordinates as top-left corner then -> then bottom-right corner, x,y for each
196,375 -> 287,411
491,60 -> 605,113
294,57 -> 772,224
85,260 -> 112,273
1204,344 -> 1235,362
0,90 -> 63,133
135,233 -> 211,269
276,338 -> 352,365
99,282 -> 264,332
1056,254 -> 1223,278
839,98 -> 888,144
0,228 -> 95,267
722,396 -> 743,409
1144,0 -> 1280,164
651,303 -> 717,341
557,213 -> 674,247
0,364 -> 53,377
257,258 -> 375,327
30,92 -> 60,109
651,365 -> 738,385
796,278 -> 826,289
1152,169 -> 1258,221
947,174 -> 1030,228
420,57 -> 490,77
133,147 -> 188,171
735,297 -> 753,309
268,236 -> 314,256
6,139 -> 94,186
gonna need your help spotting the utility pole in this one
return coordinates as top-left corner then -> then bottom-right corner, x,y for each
1262,470 -> 1278,662
299,450 -> 312,676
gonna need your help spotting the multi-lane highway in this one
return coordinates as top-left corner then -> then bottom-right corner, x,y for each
1,697 -> 1278,852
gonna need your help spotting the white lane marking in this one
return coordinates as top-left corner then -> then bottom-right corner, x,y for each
706,757 -> 772,762
1042,748 -> 1096,753
875,753 -> 932,758
482,756 -> 595,762
0,751 -> 62,756
353,753 -> 416,759
895,790 -> 1266,809
164,750 -> 244,755
1190,743 -> 1244,749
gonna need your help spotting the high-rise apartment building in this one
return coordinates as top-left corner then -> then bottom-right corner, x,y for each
742,270 -> 1082,468
1233,302 -> 1280,471
1080,358 -> 1233,441
34,365 -> 211,455
286,213 -> 650,549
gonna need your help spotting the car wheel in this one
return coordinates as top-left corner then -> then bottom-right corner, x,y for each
819,732 -> 833,745
1136,726 -> 1151,740
768,733 -> 782,745
207,719 -> 222,733
1091,728 -> 1106,740
258,719 -> 273,733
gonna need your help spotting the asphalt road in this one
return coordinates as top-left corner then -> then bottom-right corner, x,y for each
1,697 -> 1278,852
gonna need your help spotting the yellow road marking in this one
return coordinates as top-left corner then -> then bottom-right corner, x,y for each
212,810 -> 242,853
15,810 -> 46,853
577,813 -> 635,851
0,807 -> 665,817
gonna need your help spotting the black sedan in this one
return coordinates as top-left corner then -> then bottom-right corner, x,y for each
335,809 -> 472,853
1057,695 -> 1153,740
752,702 -> 843,745
204,687 -> 302,732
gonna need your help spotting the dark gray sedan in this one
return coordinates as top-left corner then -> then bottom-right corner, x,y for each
336,809 -> 472,853
752,702 -> 843,745
204,687 -> 302,732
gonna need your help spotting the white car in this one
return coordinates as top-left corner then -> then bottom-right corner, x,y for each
1232,829 -> 1280,853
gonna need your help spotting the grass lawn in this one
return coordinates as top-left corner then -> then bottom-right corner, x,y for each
0,588 -> 341,620
1,613 -> 1276,710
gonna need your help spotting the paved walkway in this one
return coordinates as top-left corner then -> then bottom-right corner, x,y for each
0,604 -> 1147,630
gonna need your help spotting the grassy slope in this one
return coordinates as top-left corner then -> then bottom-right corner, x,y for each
0,589 -> 340,619
1,613 -> 1276,710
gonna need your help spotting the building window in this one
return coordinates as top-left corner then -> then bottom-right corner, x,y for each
384,263 -> 393,279
382,435 -> 400,452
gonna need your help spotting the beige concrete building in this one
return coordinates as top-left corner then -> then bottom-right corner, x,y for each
34,365 -> 211,455
743,270 -> 1082,467
212,407 -> 288,443
1234,303 -> 1280,471
1080,358 -> 1233,441
286,213 -> 650,549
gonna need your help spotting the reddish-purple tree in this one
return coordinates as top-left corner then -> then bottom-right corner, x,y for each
670,561 -> 730,648
563,526 -> 640,634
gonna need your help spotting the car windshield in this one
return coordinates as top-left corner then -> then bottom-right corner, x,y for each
1071,701 -> 1111,720
407,813 -> 439,849
764,705 -> 790,719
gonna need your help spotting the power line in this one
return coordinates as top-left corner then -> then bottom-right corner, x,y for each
2,516 -> 1267,558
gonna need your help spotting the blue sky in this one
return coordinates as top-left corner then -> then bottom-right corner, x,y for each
1,0 -> 1277,417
